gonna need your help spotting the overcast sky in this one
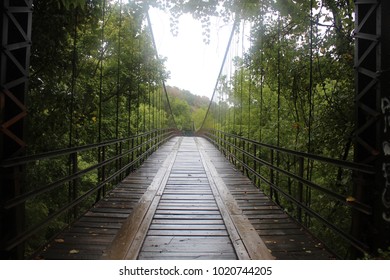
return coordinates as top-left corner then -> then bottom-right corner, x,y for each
148,7 -> 235,99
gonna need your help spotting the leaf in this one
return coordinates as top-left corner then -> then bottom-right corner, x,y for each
55,239 -> 65,243
346,196 -> 356,202
69,249 -> 79,254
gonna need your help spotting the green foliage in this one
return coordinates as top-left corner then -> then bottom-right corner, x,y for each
23,0 -> 173,257
170,96 -> 192,130
24,200 -> 49,255
199,0 -> 359,258
362,247 -> 390,260
58,0 -> 88,10
166,86 -> 210,131
19,0 -> 364,259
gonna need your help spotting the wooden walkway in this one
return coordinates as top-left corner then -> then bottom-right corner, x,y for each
37,136 -> 334,260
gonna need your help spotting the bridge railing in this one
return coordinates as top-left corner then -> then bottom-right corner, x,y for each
0,128 -> 177,258
201,129 -> 375,258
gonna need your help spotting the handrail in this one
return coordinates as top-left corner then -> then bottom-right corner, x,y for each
200,129 -> 372,257
0,129 -> 162,168
206,131 -> 372,215
1,128 -> 178,253
2,130 -> 174,209
238,158 -> 370,254
202,129 -> 374,175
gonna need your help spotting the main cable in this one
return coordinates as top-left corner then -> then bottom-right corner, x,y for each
200,17 -> 239,131
146,9 -> 178,130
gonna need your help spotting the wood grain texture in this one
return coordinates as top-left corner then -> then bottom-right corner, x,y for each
35,138 -> 179,260
196,137 -> 335,260
138,137 -> 237,260
105,138 -> 181,259
37,136 -> 335,260
196,138 -> 274,260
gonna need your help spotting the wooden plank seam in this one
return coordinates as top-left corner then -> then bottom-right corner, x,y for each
103,137 -> 182,259
195,137 -> 275,260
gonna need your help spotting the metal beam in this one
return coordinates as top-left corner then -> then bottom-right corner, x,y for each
0,0 -> 33,259
354,0 -> 390,256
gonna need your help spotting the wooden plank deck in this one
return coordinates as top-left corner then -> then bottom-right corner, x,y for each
137,138 -> 237,260
36,138 -> 178,260
196,138 -> 334,260
37,136 -> 334,260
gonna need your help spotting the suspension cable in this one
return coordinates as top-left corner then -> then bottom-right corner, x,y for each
69,9 -> 78,149
200,17 -> 239,130
127,26 -> 133,138
136,36 -> 140,135
116,0 -> 123,181
98,0 -> 106,144
68,7 -> 79,219
233,33 -> 238,134
97,0 -> 106,201
258,3 -> 264,142
308,0 -> 314,156
146,9 -> 178,130
116,0 -> 122,140
248,22 -> 252,139
240,21 -> 244,136
277,13 -> 281,150
305,0 -> 315,225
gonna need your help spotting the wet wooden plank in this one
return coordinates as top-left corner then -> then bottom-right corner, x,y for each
157,205 -> 219,210
149,224 -> 227,230
35,137 -> 180,260
138,252 -> 237,260
197,137 -> 335,260
138,137 -> 237,260
153,214 -> 223,220
151,219 -> 225,225
197,139 -> 274,260
105,139 -> 181,260
155,210 -> 221,215
73,221 -> 123,229
37,136 -> 335,260
142,242 -> 234,253
160,195 -> 215,200
147,230 -> 229,236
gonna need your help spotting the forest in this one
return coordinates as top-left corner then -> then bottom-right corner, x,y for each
17,0 -> 213,257
197,0 -> 359,258
3,0 -> 388,259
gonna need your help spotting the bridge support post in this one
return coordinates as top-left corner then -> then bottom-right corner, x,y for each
354,0 -> 390,256
0,0 -> 32,259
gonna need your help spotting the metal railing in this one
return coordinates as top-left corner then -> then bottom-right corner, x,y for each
201,129 -> 375,258
0,128 -> 178,257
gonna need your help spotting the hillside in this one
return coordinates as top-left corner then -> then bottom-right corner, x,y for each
166,85 -> 210,131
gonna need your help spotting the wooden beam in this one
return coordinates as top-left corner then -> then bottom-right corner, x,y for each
103,137 -> 181,259
196,137 -> 274,260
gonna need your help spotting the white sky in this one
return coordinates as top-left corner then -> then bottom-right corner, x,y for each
148,8 -> 235,99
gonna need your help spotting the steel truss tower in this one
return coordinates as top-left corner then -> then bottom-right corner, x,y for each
1,0 -> 390,259
354,0 -> 390,255
0,0 -> 32,259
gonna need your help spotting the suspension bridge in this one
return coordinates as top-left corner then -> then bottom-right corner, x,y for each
1,1 -> 389,260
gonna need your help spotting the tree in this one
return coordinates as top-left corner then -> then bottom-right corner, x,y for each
22,0 -> 172,257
